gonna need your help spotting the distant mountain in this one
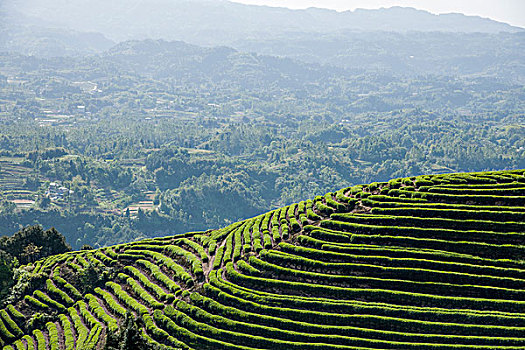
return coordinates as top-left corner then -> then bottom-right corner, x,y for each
0,25 -> 115,57
3,0 -> 523,47
93,36 -> 525,84
100,39 -> 340,89
0,3 -> 115,57
1,0 -> 523,80
234,31 -> 525,82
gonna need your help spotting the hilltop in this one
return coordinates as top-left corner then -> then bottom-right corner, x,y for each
0,169 -> 524,349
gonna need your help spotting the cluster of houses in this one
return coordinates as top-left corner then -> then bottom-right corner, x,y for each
46,182 -> 73,201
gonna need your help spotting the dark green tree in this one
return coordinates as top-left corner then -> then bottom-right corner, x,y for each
104,311 -> 148,350
0,225 -> 71,265
0,250 -> 18,299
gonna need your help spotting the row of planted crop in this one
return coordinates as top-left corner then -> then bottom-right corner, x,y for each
222,263 -> 525,313
245,255 -> 525,301
120,249 -> 194,287
210,201 -> 310,269
184,291 -> 525,347
2,334 -> 35,350
329,213 -> 525,242
104,281 -> 191,349
386,188 -> 525,206
423,182 -> 525,190
419,186 -> 525,196
369,206 -> 525,221
0,308 -> 23,346
154,299 -> 525,350
386,171 -> 525,188
208,270 -> 525,327
4,261 -> 132,349
362,195 -> 525,213
277,242 -> 525,279
201,282 -> 525,338
297,235 -> 524,275
308,224 -> 525,260
258,248 -> 525,289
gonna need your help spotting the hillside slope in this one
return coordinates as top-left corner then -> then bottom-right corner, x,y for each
1,169 -> 525,349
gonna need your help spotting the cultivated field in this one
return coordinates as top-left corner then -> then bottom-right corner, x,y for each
1,170 -> 524,349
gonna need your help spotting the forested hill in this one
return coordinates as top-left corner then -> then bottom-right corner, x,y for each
0,169 -> 524,349
102,35 -> 525,83
101,40 -> 335,86
1,36 -> 524,250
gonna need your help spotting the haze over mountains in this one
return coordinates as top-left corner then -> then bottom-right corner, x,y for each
1,0 -> 524,82
1,0 -> 523,52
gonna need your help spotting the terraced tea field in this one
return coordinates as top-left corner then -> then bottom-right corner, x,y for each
0,158 -> 37,202
1,170 -> 524,349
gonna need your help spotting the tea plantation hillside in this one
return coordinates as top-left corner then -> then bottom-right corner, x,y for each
1,170 -> 525,350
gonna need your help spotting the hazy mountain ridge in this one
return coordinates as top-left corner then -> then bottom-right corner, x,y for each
234,31 -> 525,82
2,31 -> 524,83
105,36 -> 525,82
2,0 -> 522,48
0,25 -> 115,57
102,39 -> 340,80
2,0 -> 523,82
